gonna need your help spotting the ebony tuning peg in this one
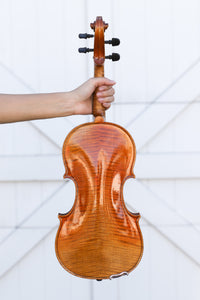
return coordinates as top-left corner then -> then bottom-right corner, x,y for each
79,33 -> 94,39
105,38 -> 120,46
78,47 -> 94,53
105,53 -> 120,61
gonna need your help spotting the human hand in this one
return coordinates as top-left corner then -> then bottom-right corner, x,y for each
70,78 -> 116,115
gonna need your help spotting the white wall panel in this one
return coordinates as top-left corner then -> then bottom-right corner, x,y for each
13,122 -> 41,154
148,227 -> 177,300
92,279 -> 119,300
116,0 -> 146,102
10,0 -> 39,91
143,102 -> 200,152
0,64 -> 33,93
15,182 -> 42,223
172,0 -> 200,77
0,183 -> 16,227
37,0 -> 66,92
118,226 -> 151,300
0,0 -> 200,299
176,249 -> 200,300
0,268 -> 19,299
175,179 -> 200,223
0,1 -> 12,65
18,242 -> 46,300
145,0 -> 173,100
0,124 -> 13,155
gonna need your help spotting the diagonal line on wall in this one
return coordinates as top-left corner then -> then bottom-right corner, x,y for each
125,58 -> 200,150
125,180 -> 200,266
0,61 -> 36,92
127,201 -> 200,268
0,181 -> 74,278
0,183 -> 65,247
126,56 -> 200,127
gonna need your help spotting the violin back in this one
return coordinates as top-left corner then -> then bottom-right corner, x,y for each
55,117 -> 143,280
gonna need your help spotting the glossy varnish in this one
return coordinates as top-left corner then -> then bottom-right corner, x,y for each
55,117 -> 143,280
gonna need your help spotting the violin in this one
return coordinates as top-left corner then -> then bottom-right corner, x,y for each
55,16 -> 143,280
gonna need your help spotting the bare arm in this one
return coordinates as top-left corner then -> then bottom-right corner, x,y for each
0,78 -> 115,124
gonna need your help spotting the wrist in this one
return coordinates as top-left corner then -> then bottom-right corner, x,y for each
66,89 -> 86,115
58,92 -> 76,117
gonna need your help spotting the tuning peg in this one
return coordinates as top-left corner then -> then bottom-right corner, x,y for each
79,33 -> 94,39
105,53 -> 120,61
105,38 -> 120,46
78,47 -> 94,53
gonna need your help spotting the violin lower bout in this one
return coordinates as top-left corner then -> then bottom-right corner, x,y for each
55,210 -> 143,280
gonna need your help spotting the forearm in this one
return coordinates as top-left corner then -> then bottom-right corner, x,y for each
0,78 -> 115,124
0,92 -> 73,123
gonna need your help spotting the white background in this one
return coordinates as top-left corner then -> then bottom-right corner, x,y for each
0,0 -> 200,299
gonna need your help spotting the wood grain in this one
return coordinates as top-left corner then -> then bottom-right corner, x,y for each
92,65 -> 105,118
55,117 -> 143,280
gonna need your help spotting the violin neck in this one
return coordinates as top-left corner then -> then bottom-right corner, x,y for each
94,64 -> 104,77
92,64 -> 105,118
